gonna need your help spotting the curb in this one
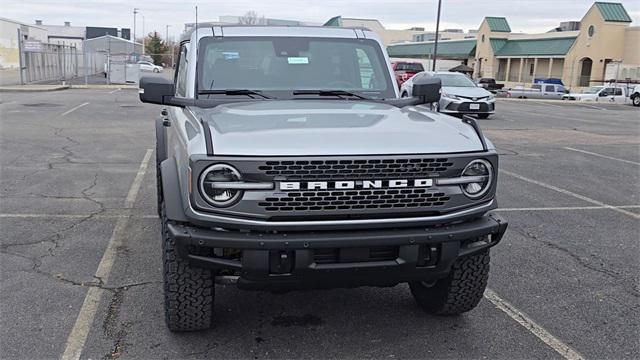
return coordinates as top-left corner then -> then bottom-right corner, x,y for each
0,85 -> 70,92
70,85 -> 138,89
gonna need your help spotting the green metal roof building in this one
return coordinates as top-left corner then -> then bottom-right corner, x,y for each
381,2 -> 637,88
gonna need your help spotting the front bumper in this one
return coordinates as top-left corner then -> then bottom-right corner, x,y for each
440,99 -> 495,114
168,213 -> 508,290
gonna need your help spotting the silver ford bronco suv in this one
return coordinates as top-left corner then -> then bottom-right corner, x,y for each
139,25 -> 508,331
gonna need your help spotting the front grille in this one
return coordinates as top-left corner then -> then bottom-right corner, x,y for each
314,246 -> 399,264
449,102 -> 490,112
458,95 -> 489,101
259,188 -> 450,212
257,158 -> 454,180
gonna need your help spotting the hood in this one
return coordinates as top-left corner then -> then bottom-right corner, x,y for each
442,86 -> 491,98
194,100 -> 487,156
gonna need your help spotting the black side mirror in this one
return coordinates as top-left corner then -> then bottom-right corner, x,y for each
412,77 -> 441,103
140,76 -> 175,105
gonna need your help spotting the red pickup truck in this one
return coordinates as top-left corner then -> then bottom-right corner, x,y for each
392,61 -> 424,88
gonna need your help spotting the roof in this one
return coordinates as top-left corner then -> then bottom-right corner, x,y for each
493,37 -> 577,56
387,39 -> 476,58
594,2 -> 632,22
449,64 -> 474,72
0,17 -> 47,30
324,16 -> 342,27
485,17 -> 511,32
490,38 -> 507,53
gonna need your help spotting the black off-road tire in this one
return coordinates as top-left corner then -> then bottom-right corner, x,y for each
632,95 -> 640,107
409,250 -> 490,315
162,204 -> 215,331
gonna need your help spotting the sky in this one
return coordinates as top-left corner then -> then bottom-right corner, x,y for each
4,0 -> 639,41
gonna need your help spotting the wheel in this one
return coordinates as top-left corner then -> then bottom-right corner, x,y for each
162,203 -> 215,331
153,68 -> 160,73
409,249 -> 490,315
632,95 -> 640,107
477,113 -> 490,119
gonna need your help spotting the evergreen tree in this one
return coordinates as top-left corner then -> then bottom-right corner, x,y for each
145,32 -> 168,65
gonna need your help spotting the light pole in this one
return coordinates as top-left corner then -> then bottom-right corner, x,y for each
133,8 -> 139,43
432,0 -> 442,71
166,24 -> 172,66
142,15 -> 146,55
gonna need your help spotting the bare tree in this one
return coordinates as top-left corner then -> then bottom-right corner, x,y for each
239,11 -> 262,25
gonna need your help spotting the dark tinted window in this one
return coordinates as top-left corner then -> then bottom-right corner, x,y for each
198,37 -> 395,99
545,85 -> 555,92
396,63 -> 424,72
433,73 -> 475,87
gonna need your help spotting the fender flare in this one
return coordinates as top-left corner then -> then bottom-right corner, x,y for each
155,118 -> 167,165
161,158 -> 188,222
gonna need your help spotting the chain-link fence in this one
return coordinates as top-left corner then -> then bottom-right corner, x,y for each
13,36 -> 174,85
21,43 -> 109,83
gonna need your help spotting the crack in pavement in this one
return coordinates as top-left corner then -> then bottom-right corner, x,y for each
512,225 -> 640,299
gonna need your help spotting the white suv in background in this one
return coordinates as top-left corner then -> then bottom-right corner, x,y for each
401,71 -> 495,119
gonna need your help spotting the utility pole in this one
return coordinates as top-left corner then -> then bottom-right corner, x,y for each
432,0 -> 442,71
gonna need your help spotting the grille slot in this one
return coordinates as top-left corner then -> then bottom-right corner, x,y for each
313,246 -> 398,264
257,158 -> 454,180
259,188 -> 450,212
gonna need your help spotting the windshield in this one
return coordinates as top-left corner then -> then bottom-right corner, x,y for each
396,63 -> 424,72
434,73 -> 476,87
582,86 -> 603,94
197,37 -> 395,99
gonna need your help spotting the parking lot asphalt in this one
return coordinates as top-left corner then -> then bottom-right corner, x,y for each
0,91 -> 638,360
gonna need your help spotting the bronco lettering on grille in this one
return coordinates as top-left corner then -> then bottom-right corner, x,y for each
279,179 -> 433,191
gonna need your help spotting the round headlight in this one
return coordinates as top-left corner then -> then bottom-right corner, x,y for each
461,159 -> 493,199
199,164 -> 243,207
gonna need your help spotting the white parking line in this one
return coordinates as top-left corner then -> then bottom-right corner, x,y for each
484,289 -> 585,360
109,88 -> 121,94
500,169 -> 640,219
574,103 -> 607,111
495,205 -> 640,212
60,102 -> 90,117
563,147 -> 640,166
60,149 -> 153,360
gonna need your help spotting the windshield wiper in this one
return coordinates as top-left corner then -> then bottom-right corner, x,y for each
292,90 -> 369,100
197,89 -> 270,99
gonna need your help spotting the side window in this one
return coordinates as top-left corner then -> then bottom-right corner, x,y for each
613,88 -> 623,96
545,85 -> 555,92
175,45 -> 189,97
602,88 -> 613,96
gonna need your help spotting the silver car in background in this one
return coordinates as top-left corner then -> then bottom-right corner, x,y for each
401,71 -> 495,119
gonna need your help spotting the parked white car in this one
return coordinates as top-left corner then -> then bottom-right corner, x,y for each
137,61 -> 163,73
506,83 -> 568,99
562,85 -> 628,104
401,71 -> 495,118
630,85 -> 640,107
